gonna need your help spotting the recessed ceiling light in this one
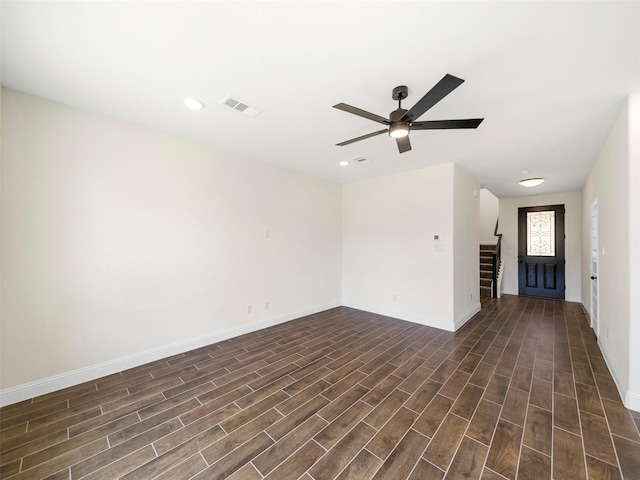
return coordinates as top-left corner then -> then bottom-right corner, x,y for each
184,98 -> 205,110
339,161 -> 349,166
519,178 -> 545,187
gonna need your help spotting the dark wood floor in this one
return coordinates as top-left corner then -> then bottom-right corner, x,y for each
2,295 -> 640,480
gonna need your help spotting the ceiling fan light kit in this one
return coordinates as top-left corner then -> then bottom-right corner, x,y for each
334,74 -> 484,153
389,123 -> 409,138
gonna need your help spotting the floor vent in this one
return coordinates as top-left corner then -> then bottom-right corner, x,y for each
220,95 -> 262,118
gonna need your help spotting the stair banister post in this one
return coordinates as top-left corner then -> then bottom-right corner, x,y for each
492,217 -> 502,298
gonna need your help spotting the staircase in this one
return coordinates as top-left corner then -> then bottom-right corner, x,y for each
480,244 -> 495,297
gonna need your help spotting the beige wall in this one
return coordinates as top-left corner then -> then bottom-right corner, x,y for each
453,165 -> 481,327
342,163 -> 480,331
479,189 -> 499,244
628,93 -> 640,409
6,85 -> 636,411
1,88 -> 343,400
582,93 -> 640,410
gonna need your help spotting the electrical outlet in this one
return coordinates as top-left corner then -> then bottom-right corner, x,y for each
392,294 -> 397,302
247,305 -> 252,314
264,301 -> 269,310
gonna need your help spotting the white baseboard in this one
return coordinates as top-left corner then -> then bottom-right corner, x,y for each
598,337 -> 640,412
454,303 -> 482,330
0,301 -> 340,407
626,391 -> 640,412
599,340 -> 626,398
578,302 -> 639,412
341,301 -> 482,333
341,301 -> 454,332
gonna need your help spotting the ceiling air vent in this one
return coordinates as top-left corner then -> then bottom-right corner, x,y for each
220,95 -> 262,118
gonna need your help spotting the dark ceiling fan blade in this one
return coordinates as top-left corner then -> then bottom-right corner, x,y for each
411,118 -> 484,130
396,135 -> 411,153
336,128 -> 388,146
401,74 -> 465,123
333,103 -> 390,125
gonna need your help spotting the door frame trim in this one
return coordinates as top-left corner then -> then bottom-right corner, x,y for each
590,198 -> 599,335
517,204 -> 566,299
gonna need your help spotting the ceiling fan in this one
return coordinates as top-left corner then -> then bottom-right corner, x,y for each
334,74 -> 484,154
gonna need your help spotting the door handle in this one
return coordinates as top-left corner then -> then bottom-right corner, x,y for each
590,275 -> 597,280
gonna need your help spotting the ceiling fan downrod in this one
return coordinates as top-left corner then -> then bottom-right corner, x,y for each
390,86 -> 410,130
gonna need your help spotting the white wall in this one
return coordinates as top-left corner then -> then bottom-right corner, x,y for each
1,88 -> 342,401
479,188 -> 499,244
499,191 -> 582,302
342,163 -> 479,331
582,93 -> 640,411
453,166 -> 481,327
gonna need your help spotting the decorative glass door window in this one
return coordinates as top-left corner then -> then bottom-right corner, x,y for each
526,211 -> 555,256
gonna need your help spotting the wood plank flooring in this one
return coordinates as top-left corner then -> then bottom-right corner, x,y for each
2,295 -> 640,479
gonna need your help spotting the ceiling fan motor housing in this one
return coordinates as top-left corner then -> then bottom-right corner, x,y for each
390,108 -> 408,123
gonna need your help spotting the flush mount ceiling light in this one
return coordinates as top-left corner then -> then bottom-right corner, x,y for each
339,161 -> 349,166
184,98 -> 205,110
519,178 -> 545,187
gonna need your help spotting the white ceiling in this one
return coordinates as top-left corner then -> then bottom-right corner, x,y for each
2,1 -> 639,197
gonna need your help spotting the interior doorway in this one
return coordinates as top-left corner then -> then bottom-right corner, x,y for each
518,204 -> 566,299
590,200 -> 599,335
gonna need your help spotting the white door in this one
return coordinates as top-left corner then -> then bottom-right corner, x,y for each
590,200 -> 599,336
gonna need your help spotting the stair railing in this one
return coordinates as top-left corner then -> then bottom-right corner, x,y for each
492,218 -> 503,298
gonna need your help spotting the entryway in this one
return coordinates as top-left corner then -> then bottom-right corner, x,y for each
518,204 -> 566,299
590,200 -> 599,335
